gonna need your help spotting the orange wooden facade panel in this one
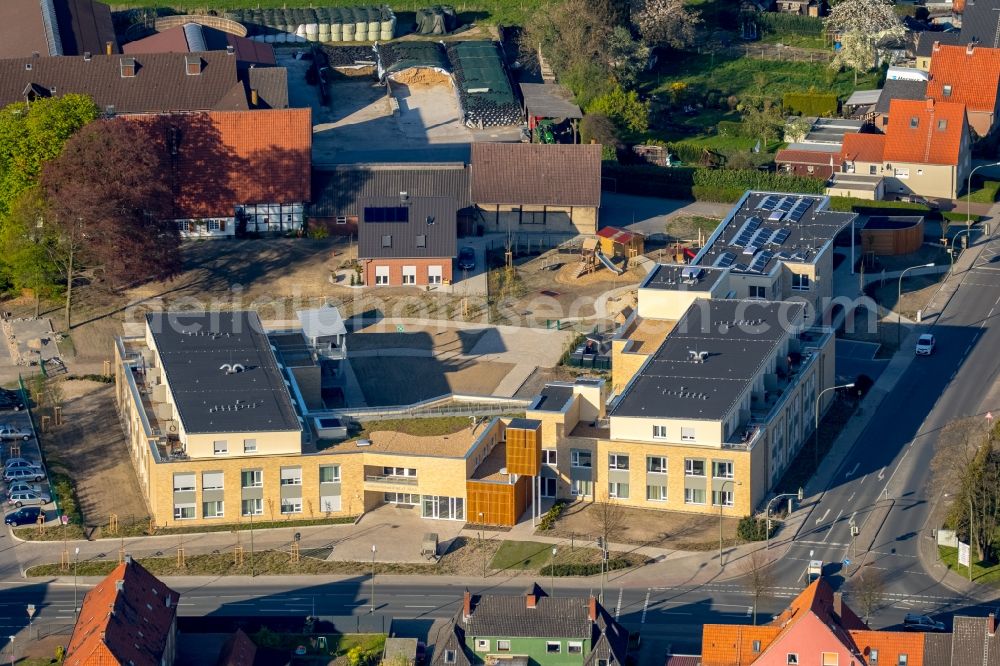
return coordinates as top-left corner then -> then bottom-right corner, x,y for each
505,425 -> 542,476
467,476 -> 531,527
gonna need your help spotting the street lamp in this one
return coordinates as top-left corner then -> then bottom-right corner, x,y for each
370,544 -> 377,614
897,263 -> 935,345
25,605 -> 35,642
73,546 -> 80,617
719,479 -> 741,568
596,536 -> 608,603
765,487 -> 804,550
951,228 -> 975,272
967,161 -> 1000,230
815,383 -> 855,466
550,547 -> 558,596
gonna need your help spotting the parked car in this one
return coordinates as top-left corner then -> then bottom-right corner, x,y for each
915,333 -> 936,356
3,459 -> 41,473
3,467 -> 44,483
4,506 -> 41,526
6,481 -> 41,497
0,425 -> 31,440
904,613 -> 946,632
457,247 -> 476,271
898,194 -> 938,208
7,490 -> 49,508
0,394 -> 24,411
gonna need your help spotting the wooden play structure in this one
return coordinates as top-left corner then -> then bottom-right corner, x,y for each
597,226 -> 645,259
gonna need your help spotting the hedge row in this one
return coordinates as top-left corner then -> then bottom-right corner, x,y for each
716,120 -> 748,138
604,164 -> 824,201
783,92 -> 839,117
826,196 -> 932,216
539,558 -> 635,577
753,12 -> 824,36
692,169 -> 826,194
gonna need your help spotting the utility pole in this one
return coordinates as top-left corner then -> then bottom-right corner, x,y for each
370,544 -> 377,613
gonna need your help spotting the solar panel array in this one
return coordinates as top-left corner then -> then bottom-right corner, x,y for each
715,252 -> 736,268
772,228 -> 791,245
757,195 -> 781,211
731,216 -> 762,248
787,198 -> 812,222
750,250 -> 774,273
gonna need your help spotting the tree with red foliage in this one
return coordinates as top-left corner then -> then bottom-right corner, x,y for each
41,119 -> 179,328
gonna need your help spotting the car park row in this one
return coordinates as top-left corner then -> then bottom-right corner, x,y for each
0,388 -> 53,527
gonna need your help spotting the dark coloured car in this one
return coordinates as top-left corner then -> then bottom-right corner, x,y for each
904,613 -> 946,631
0,393 -> 24,411
457,247 -> 476,271
4,506 -> 41,526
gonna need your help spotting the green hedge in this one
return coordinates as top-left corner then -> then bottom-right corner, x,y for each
783,92 -> 839,117
539,558 -> 634,577
692,169 -> 826,194
603,163 -> 696,198
604,164 -> 824,201
538,500 -> 567,531
754,12 -> 824,36
737,516 -> 774,541
826,196 -> 932,216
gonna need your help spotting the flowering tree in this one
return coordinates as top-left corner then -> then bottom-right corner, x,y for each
826,0 -> 905,82
634,0 -> 702,50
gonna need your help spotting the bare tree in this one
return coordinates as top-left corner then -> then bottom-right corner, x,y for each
738,548 -> 774,625
593,500 -> 627,548
850,568 -> 886,624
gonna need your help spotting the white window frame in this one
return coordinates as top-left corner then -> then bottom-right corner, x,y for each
792,274 -> 811,291
241,469 -> 263,489
787,654 -> 799,665
685,458 -> 705,477
319,465 -> 341,483
428,265 -> 443,284
646,484 -> 667,501
713,461 -> 734,479
749,285 -> 766,299
571,479 -> 590,497
497,640 -> 511,652
546,642 -> 561,654
475,639 -> 489,652
280,499 -> 303,515
173,473 -> 195,492
443,650 -> 457,663
821,653 -> 838,666
541,448 -> 558,466
402,265 -> 417,285
680,427 -> 696,442
571,450 -> 592,468
243,439 -> 257,454
383,466 -> 416,477
213,440 -> 228,456
893,167 -> 910,179
335,216 -> 348,225
608,453 -> 629,470
684,487 -> 706,505
202,500 -> 224,519
652,424 -> 667,439
201,471 -> 224,491
280,467 -> 303,486
241,498 -> 263,516
173,503 -> 196,520
713,489 -> 735,507
568,642 -> 583,654
608,482 -> 629,499
647,456 -> 667,474
375,265 -> 390,285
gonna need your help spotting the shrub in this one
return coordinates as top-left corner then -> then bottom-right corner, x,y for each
587,85 -> 649,133
580,113 -> 621,149
692,169 -> 825,194
826,196 -> 931,216
539,558 -> 635,576
307,225 -> 329,240
737,515 -> 773,541
602,163 -> 696,198
538,499 -> 568,531
782,92 -> 838,117
716,120 -> 747,138
753,12 -> 823,36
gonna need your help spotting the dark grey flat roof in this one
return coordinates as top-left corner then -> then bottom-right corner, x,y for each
357,196 -> 458,259
532,384 -> 573,412
874,79 -> 927,114
147,311 -> 301,435
519,83 -> 583,119
693,191 -> 856,274
641,264 -> 725,292
508,417 -> 542,430
611,299 -> 804,421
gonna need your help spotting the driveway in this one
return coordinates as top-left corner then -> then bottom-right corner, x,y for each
835,339 -> 888,385
599,193 -> 732,237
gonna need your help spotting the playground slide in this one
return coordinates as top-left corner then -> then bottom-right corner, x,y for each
596,250 -> 625,275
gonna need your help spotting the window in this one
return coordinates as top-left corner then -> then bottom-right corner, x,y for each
938,119 -> 948,130
685,459 -> 705,476
608,453 -> 629,470
443,650 -> 457,663
243,439 -> 257,454
213,440 -> 228,455
497,640 -> 510,652
869,649 -> 878,664
335,216 -> 348,225
381,235 -> 392,248
806,165 -> 815,174
869,165 -> 878,175
546,642 -> 561,654
898,655 -> 907,666
568,642 -> 583,654
749,285 -> 766,299
909,116 -> 919,128
202,500 -> 224,518
752,640 -> 761,653
428,265 -> 443,285
571,479 -> 592,497
822,653 -> 838,666
917,169 -> 924,176
280,499 -> 302,514
375,265 -> 389,285
402,266 -> 416,285
792,274 -> 811,291
241,469 -> 262,488
646,484 -> 667,501
787,655 -> 799,665
475,639 -> 489,652
608,482 -> 630,499
542,448 -> 558,465
713,461 -> 734,479
416,234 -> 427,248
173,473 -> 195,492
893,167 -> 910,179
571,450 -> 592,468
685,488 -> 706,504
280,467 -> 302,486
713,489 -> 735,507
383,467 -> 416,477
241,498 -> 263,516
384,492 -> 417,505
202,471 -> 224,490
652,425 -> 667,439
681,427 -> 696,442
319,465 -> 341,483
943,84 -> 952,97
173,503 -> 195,520
647,456 -> 667,474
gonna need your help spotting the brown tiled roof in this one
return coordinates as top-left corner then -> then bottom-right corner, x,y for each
0,51 -> 249,113
775,148 -> 839,166
927,44 -> 1000,113
884,99 -> 967,165
0,0 -> 118,59
950,615 -> 1000,666
470,143 -> 602,207
840,133 -> 887,163
141,108 -> 312,218
701,624 -> 782,665
65,559 -> 178,666
124,23 -> 275,67
216,629 -> 257,666
848,630 -> 925,666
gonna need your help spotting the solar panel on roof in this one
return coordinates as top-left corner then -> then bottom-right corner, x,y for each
750,251 -> 774,273
749,228 -> 770,246
778,198 -> 795,212
758,195 -> 780,211
743,245 -> 758,256
776,251 -> 792,260
715,252 -> 736,268
772,229 -> 791,245
733,263 -> 749,272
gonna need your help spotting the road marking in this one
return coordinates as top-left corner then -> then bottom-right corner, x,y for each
795,540 -> 848,547
822,510 -> 844,543
615,588 -> 623,619
878,467 -> 886,481
847,492 -> 855,502
405,605 -> 436,609
815,509 -> 830,525
746,606 -> 753,617
845,463 -> 859,478
641,590 -> 650,625
859,474 -> 868,485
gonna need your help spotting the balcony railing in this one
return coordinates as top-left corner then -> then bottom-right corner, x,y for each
365,474 -> 419,486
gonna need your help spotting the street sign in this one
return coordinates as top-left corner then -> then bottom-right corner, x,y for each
26,604 -> 35,619
959,541 -> 971,567
396,325 -> 405,333
60,515 -> 69,525
843,559 -> 851,567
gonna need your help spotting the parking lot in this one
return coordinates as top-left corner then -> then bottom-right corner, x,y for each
0,390 -> 53,527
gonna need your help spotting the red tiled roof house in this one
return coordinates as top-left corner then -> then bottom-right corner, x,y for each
65,557 -> 178,666
927,43 -> 1000,139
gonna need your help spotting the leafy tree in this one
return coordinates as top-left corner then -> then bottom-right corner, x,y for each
633,0 -> 702,50
0,188 -> 61,315
580,113 -> 622,150
587,85 -> 649,133
784,116 -> 813,143
739,102 -> 785,145
949,425 -> 1000,564
607,26 -> 650,89
41,119 -> 179,328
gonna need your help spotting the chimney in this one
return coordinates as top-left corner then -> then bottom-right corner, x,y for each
933,40 -> 941,52
83,51 -> 91,61
100,631 -> 106,641
115,580 -> 124,593
588,595 -> 598,622
968,42 -> 976,56
989,612 -> 996,636
226,44 -> 235,55
526,591 -> 537,609
463,589 -> 472,620
105,41 -> 112,56
166,595 -> 172,609
926,98 -> 935,110
251,88 -> 259,107
832,592 -> 843,622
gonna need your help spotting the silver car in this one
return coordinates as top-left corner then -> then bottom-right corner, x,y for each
6,481 -> 41,497
0,425 -> 31,441
4,458 -> 40,471
7,490 -> 49,507
3,467 -> 44,483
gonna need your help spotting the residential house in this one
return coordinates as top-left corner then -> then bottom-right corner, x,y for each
701,578 -> 926,666
470,143 -> 601,236
431,585 -> 628,665
926,42 -> 1000,138
123,22 -> 277,69
914,31 -> 963,71
358,195 -> 459,286
0,0 -> 118,59
777,118 -> 865,180
838,99 -> 971,199
64,556 -> 178,666
873,79 -> 928,129
959,0 -> 1000,48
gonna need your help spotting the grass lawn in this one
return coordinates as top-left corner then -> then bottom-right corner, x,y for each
490,540 -> 556,570
760,32 -> 828,49
965,179 -> 1000,204
251,629 -> 385,657
939,545 -> 1000,585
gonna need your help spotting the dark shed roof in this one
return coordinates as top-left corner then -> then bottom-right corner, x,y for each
874,79 -> 928,114
471,143 -> 601,207
520,83 -> 583,119
915,30 -> 963,57
961,0 -> 1000,48
0,0 -> 118,59
357,196 -> 458,259
311,164 -> 471,218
